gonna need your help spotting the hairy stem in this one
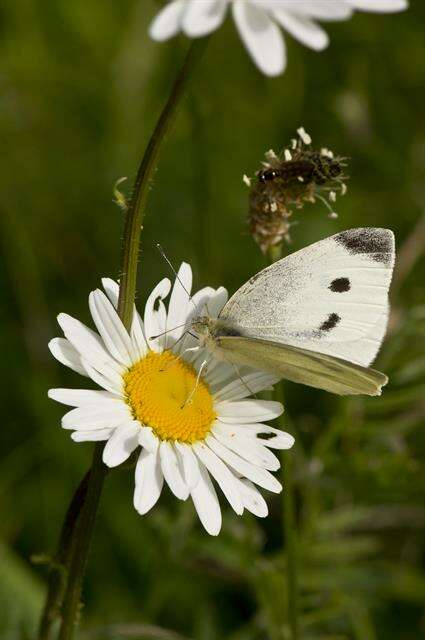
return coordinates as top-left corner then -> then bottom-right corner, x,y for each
38,40 -> 207,640
117,39 -> 209,327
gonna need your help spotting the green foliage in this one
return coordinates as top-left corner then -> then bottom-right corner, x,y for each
0,1 -> 424,639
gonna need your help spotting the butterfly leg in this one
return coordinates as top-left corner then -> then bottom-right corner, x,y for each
231,362 -> 258,399
181,357 -> 209,408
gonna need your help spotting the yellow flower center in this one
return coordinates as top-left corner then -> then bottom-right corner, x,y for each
123,350 -> 216,443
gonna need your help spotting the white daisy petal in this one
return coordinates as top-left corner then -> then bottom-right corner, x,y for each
182,0 -> 228,37
212,424 -> 281,471
144,278 -> 171,352
273,9 -> 329,51
57,313 -> 124,375
138,426 -> 159,454
48,388 -> 120,407
236,478 -> 268,517
175,442 -> 201,490
190,462 -> 222,536
62,404 -> 131,431
102,277 -> 148,359
206,435 -> 282,493
347,0 -> 408,12
89,290 -> 135,365
166,262 -> 193,347
216,422 -> 295,450
81,360 -> 124,395
232,0 -> 286,76
134,449 -> 164,515
215,399 -> 283,424
71,428 -> 113,442
193,441 -> 244,515
212,372 -> 279,402
102,421 -> 140,467
48,338 -> 87,376
149,0 -> 186,41
159,441 -> 189,500
204,287 -> 228,318
278,1 -> 353,21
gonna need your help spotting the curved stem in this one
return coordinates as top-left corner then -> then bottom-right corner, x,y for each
38,472 -> 90,640
42,39 -> 208,640
117,38 -> 209,327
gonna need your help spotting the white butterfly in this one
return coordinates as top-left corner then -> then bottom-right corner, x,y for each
192,228 -> 395,396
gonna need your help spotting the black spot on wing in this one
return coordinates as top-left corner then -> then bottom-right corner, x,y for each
320,313 -> 341,332
335,228 -> 393,265
329,277 -> 350,292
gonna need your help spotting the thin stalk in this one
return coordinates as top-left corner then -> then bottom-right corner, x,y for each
38,472 -> 90,640
39,40 -> 208,640
117,38 -> 209,327
282,425 -> 299,640
267,245 -> 299,640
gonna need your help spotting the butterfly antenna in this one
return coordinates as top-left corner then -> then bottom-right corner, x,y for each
156,243 -> 198,311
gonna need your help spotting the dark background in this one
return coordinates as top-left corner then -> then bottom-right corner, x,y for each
0,1 -> 424,639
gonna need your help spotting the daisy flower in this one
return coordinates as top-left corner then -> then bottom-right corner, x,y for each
48,265 -> 294,535
149,0 -> 408,76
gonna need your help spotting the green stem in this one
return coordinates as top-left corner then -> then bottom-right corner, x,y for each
282,433 -> 299,640
267,245 -> 299,640
47,40 -> 207,640
117,38 -> 209,327
38,472 -> 90,640
57,445 -> 106,640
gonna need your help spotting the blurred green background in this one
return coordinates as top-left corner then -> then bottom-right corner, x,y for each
0,1 -> 424,639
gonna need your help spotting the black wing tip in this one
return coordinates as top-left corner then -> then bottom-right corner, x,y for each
334,228 -> 395,266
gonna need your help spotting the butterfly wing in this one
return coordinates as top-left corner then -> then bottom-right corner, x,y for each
219,228 -> 395,368
216,336 -> 387,396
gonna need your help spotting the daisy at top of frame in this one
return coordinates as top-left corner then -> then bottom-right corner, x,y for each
48,264 -> 294,535
149,0 -> 408,76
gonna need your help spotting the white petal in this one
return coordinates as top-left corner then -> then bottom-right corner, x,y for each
138,426 -> 159,454
175,442 -> 201,490
81,360 -> 124,395
193,442 -> 244,514
174,286 -> 216,356
215,399 -> 283,424
206,435 -> 282,493
102,277 -> 148,359
144,278 -> 171,352
215,421 -> 295,450
71,428 -> 113,442
268,2 -> 353,21
165,262 -> 192,347
159,441 -> 189,500
48,388 -> 120,407
212,372 -> 278,402
232,0 -> 286,76
89,290 -> 135,365
62,403 -> 131,431
57,313 -> 123,375
48,338 -> 87,376
182,0 -> 227,37
205,286 -> 228,318
347,0 -> 408,12
134,449 -> 164,515
212,424 -> 281,471
190,463 -> 222,535
236,478 -> 268,517
149,0 -> 186,41
102,421 -> 140,467
273,9 -> 329,51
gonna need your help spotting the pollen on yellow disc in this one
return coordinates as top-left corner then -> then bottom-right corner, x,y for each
123,350 -> 216,444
